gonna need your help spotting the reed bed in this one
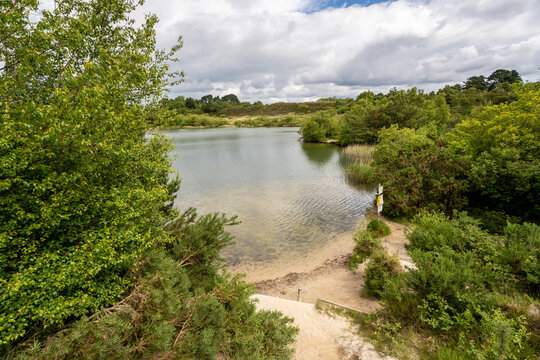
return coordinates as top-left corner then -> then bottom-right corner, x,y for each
341,145 -> 376,185
341,145 -> 374,166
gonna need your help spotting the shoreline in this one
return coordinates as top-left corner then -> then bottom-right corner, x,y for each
227,220 -> 361,283
227,216 -> 410,313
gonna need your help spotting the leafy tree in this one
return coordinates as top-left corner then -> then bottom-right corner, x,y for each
185,97 -> 197,109
0,0 -> 182,346
299,110 -> 340,142
463,75 -> 488,91
487,69 -> 522,90
222,93 -> 240,104
449,82 -> 540,221
300,120 -> 325,142
340,88 -> 450,145
8,209 -> 298,358
372,125 -> 469,218
201,94 -> 214,103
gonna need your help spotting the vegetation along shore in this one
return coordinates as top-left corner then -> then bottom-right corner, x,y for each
1,0 -> 538,358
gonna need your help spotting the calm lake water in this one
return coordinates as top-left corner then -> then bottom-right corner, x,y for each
163,127 -> 374,266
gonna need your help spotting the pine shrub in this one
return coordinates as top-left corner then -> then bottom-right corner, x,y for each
366,219 -> 391,237
364,249 -> 401,298
349,229 -> 382,268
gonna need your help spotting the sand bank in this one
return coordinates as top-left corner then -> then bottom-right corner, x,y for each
254,294 -> 395,360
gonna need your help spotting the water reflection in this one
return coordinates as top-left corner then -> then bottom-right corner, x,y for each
300,141 -> 337,167
164,128 -> 374,266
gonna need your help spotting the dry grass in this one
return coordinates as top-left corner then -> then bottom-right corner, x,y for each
341,145 -> 374,166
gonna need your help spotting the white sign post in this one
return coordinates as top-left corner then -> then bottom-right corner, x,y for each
376,184 -> 384,223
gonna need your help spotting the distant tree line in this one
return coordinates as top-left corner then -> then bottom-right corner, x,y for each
299,68 -> 523,145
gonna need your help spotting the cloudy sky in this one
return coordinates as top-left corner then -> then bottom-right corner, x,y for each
134,0 -> 540,103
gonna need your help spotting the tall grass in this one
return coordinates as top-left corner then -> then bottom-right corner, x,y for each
341,145 -> 374,165
341,145 -> 375,184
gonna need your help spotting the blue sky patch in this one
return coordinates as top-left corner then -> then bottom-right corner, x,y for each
306,0 -> 396,13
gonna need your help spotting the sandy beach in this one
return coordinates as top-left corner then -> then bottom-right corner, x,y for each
229,216 -> 409,359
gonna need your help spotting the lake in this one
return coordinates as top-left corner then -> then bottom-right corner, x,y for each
163,127 -> 374,266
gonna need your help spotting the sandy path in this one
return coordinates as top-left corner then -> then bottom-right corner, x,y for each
381,220 -> 415,269
231,216 -> 410,359
230,216 -> 411,312
254,294 -> 394,360
254,255 -> 381,312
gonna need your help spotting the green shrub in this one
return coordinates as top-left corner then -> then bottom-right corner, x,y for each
299,110 -> 340,142
0,0 -> 181,346
458,310 -> 534,360
499,222 -> 540,296
364,249 -> 401,298
366,219 -> 391,237
346,164 -> 376,185
372,125 -> 469,218
300,120 -> 325,142
339,88 -> 450,145
368,211 -> 540,359
349,230 -> 381,268
449,83 -> 540,222
9,210 -> 299,359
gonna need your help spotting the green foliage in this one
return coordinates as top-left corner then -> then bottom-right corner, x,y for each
299,110 -> 340,142
449,82 -> 540,221
364,249 -> 401,298
487,69 -> 522,90
234,115 -> 302,128
349,229 -> 382,268
372,125 -> 469,218
457,310 -> 533,360
149,112 -> 230,128
9,209 -> 298,359
463,75 -> 489,91
339,88 -> 450,145
0,0 -> 182,347
225,101 -> 334,117
300,119 -> 325,142
366,219 -> 391,237
499,222 -> 540,296
368,211 -> 540,359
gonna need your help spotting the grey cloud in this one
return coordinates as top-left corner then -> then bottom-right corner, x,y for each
147,0 -> 540,102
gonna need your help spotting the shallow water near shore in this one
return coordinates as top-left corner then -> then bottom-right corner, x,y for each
163,127 -> 374,268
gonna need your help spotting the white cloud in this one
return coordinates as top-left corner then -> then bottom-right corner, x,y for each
134,0 -> 540,102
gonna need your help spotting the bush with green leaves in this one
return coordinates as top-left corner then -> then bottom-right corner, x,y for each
349,229 -> 382,269
299,110 -> 340,142
339,88 -> 450,145
0,0 -> 184,346
368,211 -> 540,359
364,249 -> 401,298
10,209 -> 298,359
366,219 -> 391,237
372,125 -> 469,218
449,82 -> 540,222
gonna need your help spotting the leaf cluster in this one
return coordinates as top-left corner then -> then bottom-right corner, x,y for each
449,82 -> 540,221
371,211 -> 540,359
9,209 -> 298,359
1,0 -> 182,347
339,88 -> 450,145
371,125 -> 469,218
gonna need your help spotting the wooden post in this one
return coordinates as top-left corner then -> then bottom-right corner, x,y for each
297,288 -> 301,302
